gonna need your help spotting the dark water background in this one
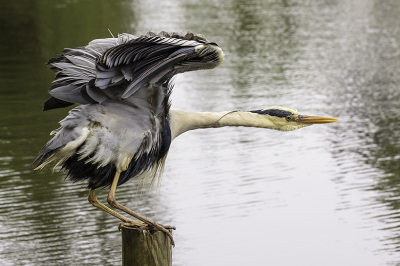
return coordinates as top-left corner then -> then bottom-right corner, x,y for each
1,0 -> 400,265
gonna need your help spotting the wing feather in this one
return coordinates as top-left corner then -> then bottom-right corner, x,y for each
34,82 -> 173,189
121,51 -> 193,99
43,30 -> 224,112
49,85 -> 89,104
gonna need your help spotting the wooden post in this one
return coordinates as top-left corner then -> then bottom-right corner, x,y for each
121,225 -> 172,266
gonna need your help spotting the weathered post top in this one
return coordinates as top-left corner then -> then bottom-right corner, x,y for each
121,226 -> 173,266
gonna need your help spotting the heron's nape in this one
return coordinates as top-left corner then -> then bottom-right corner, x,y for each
34,30 -> 337,246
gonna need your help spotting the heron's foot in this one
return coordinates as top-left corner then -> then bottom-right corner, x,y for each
139,223 -> 176,231
119,221 -> 175,230
119,221 -> 176,246
118,221 -> 146,230
144,221 -> 176,246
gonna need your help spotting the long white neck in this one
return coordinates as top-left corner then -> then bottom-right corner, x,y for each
169,110 -> 279,140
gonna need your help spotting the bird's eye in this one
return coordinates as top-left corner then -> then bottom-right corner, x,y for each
286,116 -> 292,121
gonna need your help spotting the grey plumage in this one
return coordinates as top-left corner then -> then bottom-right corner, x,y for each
35,31 -> 225,189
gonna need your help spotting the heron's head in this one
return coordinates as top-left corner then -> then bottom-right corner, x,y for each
249,106 -> 338,131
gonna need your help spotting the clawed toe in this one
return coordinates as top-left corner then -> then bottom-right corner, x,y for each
118,221 -> 145,230
150,222 -> 175,246
119,221 -> 176,246
143,223 -> 176,231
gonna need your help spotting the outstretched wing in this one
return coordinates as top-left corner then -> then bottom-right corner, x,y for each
44,31 -> 224,111
35,31 -> 224,189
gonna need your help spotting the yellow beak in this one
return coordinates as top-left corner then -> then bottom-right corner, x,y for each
296,115 -> 339,124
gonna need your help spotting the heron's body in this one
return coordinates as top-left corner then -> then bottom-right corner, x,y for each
36,83 -> 172,189
34,31 -> 338,245
34,31 -> 224,190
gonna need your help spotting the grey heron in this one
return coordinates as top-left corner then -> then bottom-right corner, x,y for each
34,31 -> 338,246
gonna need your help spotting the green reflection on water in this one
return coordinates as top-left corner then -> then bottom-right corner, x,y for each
0,1 -> 138,265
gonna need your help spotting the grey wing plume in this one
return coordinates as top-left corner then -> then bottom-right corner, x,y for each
44,31 -> 224,111
34,82 -> 173,189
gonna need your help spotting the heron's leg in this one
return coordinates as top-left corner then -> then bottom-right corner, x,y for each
107,170 -> 175,246
88,190 -> 144,226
